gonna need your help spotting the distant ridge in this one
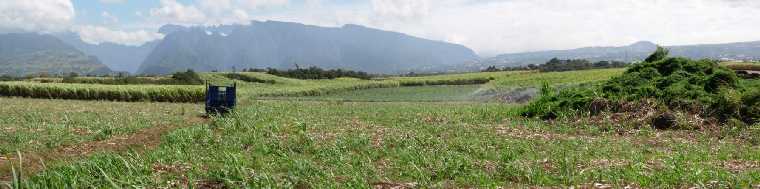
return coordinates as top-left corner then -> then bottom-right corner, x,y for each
481,40 -> 760,68
56,32 -> 160,73
0,33 -> 111,76
138,21 -> 479,74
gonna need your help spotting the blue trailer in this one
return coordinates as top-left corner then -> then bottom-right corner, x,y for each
205,82 -> 236,115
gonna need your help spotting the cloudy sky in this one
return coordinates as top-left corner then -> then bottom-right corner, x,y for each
2,0 -> 760,56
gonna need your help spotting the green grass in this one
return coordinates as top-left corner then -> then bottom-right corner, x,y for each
0,97 -> 201,155
278,85 -> 485,102
11,100 -> 760,188
487,69 -> 624,90
1,69 -> 620,103
201,72 -> 495,98
9,68 -> 760,188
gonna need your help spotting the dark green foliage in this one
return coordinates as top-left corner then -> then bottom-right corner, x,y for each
171,69 -> 204,85
521,82 -> 598,119
705,70 -> 739,93
741,90 -> 760,124
483,66 -> 500,72
645,46 -> 669,63
61,77 -> 185,85
483,59 -> 628,72
0,74 -> 22,81
224,73 -> 276,84
266,67 -> 372,80
241,68 -> 268,72
540,58 -> 592,72
522,49 -> 760,126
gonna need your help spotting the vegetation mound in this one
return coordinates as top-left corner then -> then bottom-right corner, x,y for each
522,47 -> 760,127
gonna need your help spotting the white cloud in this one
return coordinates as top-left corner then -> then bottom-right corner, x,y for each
425,0 -> 760,55
76,25 -> 164,46
271,0 -> 760,56
0,0 -> 75,32
102,11 -> 119,24
371,0 -> 430,22
147,0 -> 289,26
8,0 -> 760,54
238,0 -> 289,10
99,0 -> 126,4
149,0 -> 207,25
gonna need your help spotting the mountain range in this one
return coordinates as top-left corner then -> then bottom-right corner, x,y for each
4,20 -> 760,76
481,41 -> 760,69
138,21 -> 479,74
0,33 -> 111,76
55,33 -> 159,73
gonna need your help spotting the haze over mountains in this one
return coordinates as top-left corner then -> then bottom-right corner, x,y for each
56,33 -> 159,73
4,20 -> 760,76
482,41 -> 760,68
138,21 -> 479,74
0,33 -> 111,76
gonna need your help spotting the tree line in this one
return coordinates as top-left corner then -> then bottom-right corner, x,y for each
242,66 -> 372,80
483,58 -> 628,72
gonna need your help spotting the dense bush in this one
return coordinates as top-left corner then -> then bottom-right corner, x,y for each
266,67 -> 372,80
742,90 -> 760,124
171,69 -> 204,85
522,46 -> 760,126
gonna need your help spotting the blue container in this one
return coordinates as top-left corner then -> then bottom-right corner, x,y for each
205,82 -> 236,115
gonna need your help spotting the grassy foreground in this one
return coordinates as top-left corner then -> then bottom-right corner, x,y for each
6,100 -> 759,188
7,68 -> 758,188
0,98 -> 201,155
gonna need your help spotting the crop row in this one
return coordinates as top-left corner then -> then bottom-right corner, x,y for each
0,82 -> 204,102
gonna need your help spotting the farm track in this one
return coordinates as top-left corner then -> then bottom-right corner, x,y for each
0,116 -> 209,181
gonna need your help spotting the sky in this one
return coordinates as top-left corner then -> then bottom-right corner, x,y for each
2,0 -> 760,56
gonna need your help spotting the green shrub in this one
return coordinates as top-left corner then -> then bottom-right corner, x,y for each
705,70 -> 739,93
172,69 -> 204,85
644,46 -> 669,63
741,89 -> 760,124
522,47 -> 759,126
